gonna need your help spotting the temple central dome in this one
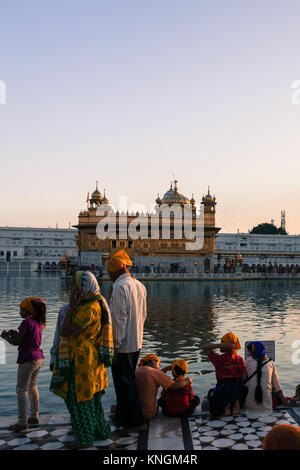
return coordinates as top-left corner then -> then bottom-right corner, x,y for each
160,180 -> 190,206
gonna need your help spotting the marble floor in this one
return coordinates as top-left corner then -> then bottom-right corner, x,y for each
147,412 -> 184,450
0,412 -> 139,451
1,407 -> 300,450
189,408 -> 300,450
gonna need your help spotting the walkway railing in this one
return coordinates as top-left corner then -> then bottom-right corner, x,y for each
100,272 -> 300,280
2,265 -> 300,280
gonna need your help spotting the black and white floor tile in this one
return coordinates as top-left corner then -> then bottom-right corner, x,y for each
188,409 -> 300,450
1,408 -> 300,451
0,413 -> 138,451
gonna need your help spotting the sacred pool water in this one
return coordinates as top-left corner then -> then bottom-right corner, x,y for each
0,273 -> 299,417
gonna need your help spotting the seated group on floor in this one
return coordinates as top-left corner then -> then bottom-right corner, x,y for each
136,332 -> 300,425
203,332 -> 300,418
135,354 -> 200,420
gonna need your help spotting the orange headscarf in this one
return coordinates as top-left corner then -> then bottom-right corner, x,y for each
20,297 -> 46,316
262,424 -> 300,450
107,249 -> 133,272
172,359 -> 188,381
139,354 -> 160,366
221,332 -> 241,351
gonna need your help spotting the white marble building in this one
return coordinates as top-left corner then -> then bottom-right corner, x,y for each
0,227 -> 77,271
215,232 -> 300,266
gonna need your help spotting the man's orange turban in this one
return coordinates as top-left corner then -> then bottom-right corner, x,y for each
221,332 -> 241,350
139,354 -> 160,366
107,249 -> 133,272
262,424 -> 300,450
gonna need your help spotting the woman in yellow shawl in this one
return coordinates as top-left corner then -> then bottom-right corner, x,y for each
50,271 -> 114,448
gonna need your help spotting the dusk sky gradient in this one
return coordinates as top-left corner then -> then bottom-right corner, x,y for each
1,1 -> 300,233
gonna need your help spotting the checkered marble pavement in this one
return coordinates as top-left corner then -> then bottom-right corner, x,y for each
2,408 -> 300,450
189,409 -> 300,450
0,413 -> 138,450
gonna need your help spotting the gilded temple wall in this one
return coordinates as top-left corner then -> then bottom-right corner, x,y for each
75,183 -> 220,272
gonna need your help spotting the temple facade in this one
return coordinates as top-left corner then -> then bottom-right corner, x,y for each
74,180 -> 220,273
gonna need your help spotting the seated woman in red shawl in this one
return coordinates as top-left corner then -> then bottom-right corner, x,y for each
202,332 -> 248,418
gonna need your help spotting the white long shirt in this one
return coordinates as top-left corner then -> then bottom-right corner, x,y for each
110,273 -> 147,353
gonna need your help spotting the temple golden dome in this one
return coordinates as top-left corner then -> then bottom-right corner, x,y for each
160,180 -> 190,206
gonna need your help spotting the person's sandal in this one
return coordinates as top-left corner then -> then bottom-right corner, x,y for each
8,423 -> 28,433
28,418 -> 39,426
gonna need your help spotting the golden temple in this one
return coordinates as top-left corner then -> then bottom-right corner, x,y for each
74,180 -> 220,273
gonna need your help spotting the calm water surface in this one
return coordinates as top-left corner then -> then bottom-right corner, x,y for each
0,273 -> 300,417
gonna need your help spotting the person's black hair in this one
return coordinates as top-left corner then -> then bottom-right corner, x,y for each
143,360 -> 154,366
31,300 -> 46,327
173,365 -> 186,377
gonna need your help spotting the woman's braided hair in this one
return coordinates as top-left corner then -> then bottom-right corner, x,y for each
254,355 -> 264,404
247,342 -> 264,404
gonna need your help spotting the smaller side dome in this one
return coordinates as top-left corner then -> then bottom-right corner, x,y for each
156,193 -> 162,205
102,189 -> 110,205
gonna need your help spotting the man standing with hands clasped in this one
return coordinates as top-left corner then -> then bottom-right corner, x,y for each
107,250 -> 147,432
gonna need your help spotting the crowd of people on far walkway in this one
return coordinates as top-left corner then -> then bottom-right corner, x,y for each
1,248 -> 300,450
215,262 -> 300,274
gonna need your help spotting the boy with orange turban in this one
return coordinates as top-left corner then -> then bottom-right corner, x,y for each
158,359 -> 200,417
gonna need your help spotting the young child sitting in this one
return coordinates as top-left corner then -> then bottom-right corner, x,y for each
158,359 -> 200,417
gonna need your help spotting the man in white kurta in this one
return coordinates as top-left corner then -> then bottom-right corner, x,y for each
107,250 -> 147,431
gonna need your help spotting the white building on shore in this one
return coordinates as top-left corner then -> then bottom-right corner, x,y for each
0,227 -> 77,272
215,232 -> 300,267
2,226 -> 300,273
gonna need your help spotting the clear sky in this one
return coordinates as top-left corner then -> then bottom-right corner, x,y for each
1,0 -> 300,233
